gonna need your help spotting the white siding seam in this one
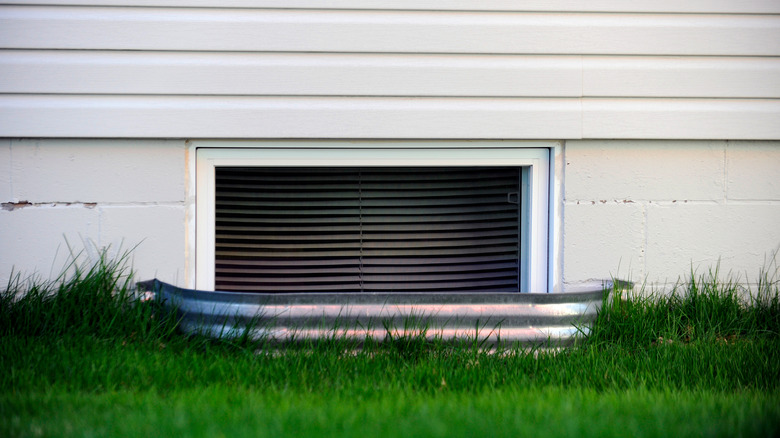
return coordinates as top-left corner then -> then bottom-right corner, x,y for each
5,49 -> 780,56
584,96 -> 780,101
3,95 -> 777,101
4,1 -> 780,14
5,94 -> 780,101
4,3 -> 780,15
0,94 -> 586,99
3,95 -> 779,104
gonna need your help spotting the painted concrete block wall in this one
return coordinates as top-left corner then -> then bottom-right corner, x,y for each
0,139 -> 188,287
3,138 -> 777,293
563,141 -> 780,290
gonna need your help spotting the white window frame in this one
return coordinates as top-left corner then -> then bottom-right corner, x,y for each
194,141 -> 552,292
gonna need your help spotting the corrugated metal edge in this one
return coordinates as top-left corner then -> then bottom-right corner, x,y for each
137,279 -> 609,346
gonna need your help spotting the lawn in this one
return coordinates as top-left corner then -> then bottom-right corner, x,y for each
2,252 -> 779,437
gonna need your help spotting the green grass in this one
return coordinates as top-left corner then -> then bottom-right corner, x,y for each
5,388 -> 778,438
2,250 -> 779,437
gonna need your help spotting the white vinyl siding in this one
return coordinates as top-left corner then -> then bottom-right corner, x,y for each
4,53 -> 779,99
2,8 -> 778,55
3,1 -> 780,14
1,3 -> 779,139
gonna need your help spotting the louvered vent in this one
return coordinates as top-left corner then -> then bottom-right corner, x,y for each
215,167 -> 521,292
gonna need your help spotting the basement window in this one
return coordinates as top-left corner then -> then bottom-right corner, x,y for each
196,144 -> 551,293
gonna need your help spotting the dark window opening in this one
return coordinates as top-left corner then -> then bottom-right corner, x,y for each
214,167 -> 522,293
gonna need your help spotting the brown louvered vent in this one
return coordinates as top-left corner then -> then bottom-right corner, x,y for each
215,167 -> 521,292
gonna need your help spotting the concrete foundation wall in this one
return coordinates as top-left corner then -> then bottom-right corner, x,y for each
0,139 -> 188,286
563,140 -> 780,290
2,139 -> 778,291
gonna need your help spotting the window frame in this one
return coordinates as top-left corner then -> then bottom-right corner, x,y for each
194,141 -> 552,292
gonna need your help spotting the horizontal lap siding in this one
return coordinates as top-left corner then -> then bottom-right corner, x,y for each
4,52 -> 780,98
3,8 -> 779,55
0,4 -> 778,139
0,96 -> 584,138
3,96 -> 780,139
4,1 -> 780,14
0,52 -> 584,97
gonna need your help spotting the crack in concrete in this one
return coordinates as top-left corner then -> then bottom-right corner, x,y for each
2,201 -> 97,211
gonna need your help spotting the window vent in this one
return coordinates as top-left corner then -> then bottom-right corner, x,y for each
215,167 -> 522,293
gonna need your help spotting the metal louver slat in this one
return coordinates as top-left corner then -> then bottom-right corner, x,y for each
360,167 -> 519,292
215,167 -> 521,293
215,168 -> 361,293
